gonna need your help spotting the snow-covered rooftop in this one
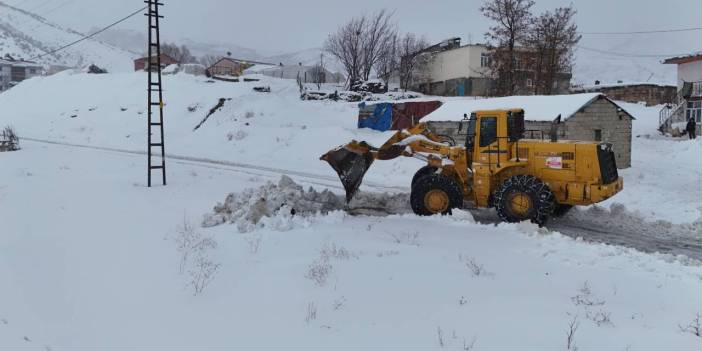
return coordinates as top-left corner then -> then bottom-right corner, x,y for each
423,93 -> 605,122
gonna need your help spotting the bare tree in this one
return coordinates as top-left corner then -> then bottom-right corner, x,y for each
325,9 -> 397,88
398,33 -> 430,91
361,9 -> 397,81
199,54 -> 221,68
527,6 -> 580,95
309,53 -> 327,89
375,33 -> 398,86
481,0 -> 535,96
160,43 -> 197,64
325,16 -> 365,87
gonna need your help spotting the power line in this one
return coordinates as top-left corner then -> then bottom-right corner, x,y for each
575,45 -> 693,59
581,26 -> 702,35
28,5 -> 148,61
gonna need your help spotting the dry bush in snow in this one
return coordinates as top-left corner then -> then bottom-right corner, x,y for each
172,218 -> 221,295
390,231 -> 420,246
245,235 -> 262,254
305,257 -> 333,286
586,310 -> 613,327
459,254 -> 493,277
571,281 -> 605,307
1,126 -> 20,151
436,326 -> 445,348
305,302 -> 317,324
332,297 -> 347,311
566,314 -> 579,350
679,313 -> 702,337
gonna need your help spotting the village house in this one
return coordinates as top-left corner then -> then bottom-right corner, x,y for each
133,53 -> 179,71
659,53 -> 702,136
258,63 -> 344,84
420,93 -> 634,168
0,57 -> 42,92
206,57 -> 276,77
571,82 -> 676,107
405,38 -> 572,97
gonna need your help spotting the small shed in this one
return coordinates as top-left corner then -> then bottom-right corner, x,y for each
134,54 -> 179,71
423,93 -> 635,168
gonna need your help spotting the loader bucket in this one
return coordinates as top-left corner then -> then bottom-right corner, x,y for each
321,146 -> 375,203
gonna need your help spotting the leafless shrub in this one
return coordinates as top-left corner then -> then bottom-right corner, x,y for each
390,231 -> 420,246
459,296 -> 469,306
459,255 -> 492,277
586,310 -> 613,327
333,297 -> 347,311
679,313 -> 702,337
244,111 -> 255,119
437,326 -> 445,348
376,250 -> 400,258
320,242 -> 355,260
172,218 -> 220,295
571,281 -> 605,307
463,337 -> 477,351
305,302 -> 318,324
1,126 -> 20,151
188,254 -> 221,295
566,314 -> 579,350
306,257 -> 332,286
245,235 -> 262,254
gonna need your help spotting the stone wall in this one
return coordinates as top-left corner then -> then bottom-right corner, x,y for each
572,84 -> 676,106
426,98 -> 633,168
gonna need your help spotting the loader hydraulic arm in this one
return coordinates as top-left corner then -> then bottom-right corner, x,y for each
321,123 -> 465,202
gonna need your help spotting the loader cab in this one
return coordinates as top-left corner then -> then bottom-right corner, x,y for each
466,109 -> 525,167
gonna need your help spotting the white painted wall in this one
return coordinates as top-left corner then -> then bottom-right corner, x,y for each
677,60 -> 702,88
428,45 -> 489,82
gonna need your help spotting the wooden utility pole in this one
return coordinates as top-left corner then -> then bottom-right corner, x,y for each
146,0 -> 166,187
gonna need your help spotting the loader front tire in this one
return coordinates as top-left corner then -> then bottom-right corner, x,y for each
411,166 -> 438,188
410,174 -> 463,216
494,175 -> 555,226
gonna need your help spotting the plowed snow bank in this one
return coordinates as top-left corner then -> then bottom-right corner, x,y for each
202,176 -> 410,232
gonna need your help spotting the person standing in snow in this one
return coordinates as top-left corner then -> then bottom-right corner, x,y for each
687,117 -> 697,140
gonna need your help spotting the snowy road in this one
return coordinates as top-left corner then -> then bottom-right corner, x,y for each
21,138 -> 702,262
470,210 -> 702,262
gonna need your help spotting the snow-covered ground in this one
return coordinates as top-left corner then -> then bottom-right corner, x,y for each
1,72 -> 702,350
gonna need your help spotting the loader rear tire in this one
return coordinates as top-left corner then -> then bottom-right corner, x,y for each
410,174 -> 463,216
494,175 -> 555,226
411,166 -> 438,188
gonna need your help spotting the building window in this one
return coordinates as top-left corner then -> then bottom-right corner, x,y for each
687,101 -> 702,122
594,129 -> 602,142
480,53 -> 492,68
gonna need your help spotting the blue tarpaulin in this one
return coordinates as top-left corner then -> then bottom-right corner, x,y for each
357,102 -> 393,131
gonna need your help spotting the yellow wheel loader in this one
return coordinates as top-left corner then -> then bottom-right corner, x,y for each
321,109 -> 623,225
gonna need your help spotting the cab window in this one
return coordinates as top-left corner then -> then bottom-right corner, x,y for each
479,117 -> 497,147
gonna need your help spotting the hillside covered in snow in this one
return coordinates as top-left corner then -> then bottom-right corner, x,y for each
1,71 -> 701,350
0,1 -> 136,71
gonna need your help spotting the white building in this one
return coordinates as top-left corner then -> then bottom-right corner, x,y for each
660,53 -> 702,135
406,38 -> 572,97
0,58 -> 42,92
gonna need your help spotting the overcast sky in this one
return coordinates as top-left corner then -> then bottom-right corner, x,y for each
5,0 -> 701,55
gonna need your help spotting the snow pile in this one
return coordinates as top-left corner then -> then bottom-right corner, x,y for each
203,176 -> 411,232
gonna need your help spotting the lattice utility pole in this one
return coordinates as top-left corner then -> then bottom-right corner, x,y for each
146,0 -> 166,187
